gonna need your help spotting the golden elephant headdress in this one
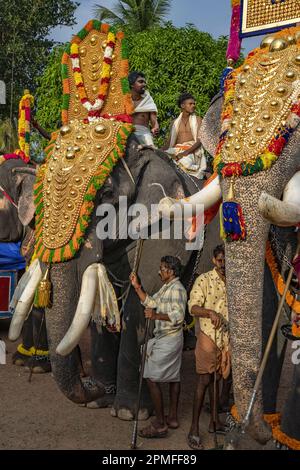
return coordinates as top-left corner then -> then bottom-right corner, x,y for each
34,21 -> 134,264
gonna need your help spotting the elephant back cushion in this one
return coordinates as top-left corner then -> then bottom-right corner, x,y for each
34,21 -> 134,264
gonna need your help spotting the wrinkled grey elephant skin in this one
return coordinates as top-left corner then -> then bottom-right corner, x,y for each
43,136 -> 221,416
202,93 -> 300,446
0,159 -> 49,363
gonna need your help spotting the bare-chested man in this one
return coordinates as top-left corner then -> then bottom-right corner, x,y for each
162,93 -> 206,179
129,71 -> 159,148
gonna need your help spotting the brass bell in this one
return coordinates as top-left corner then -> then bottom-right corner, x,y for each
269,38 -> 288,53
295,55 -> 300,65
60,125 -> 71,136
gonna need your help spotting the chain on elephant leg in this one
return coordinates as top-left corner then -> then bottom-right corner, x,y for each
81,384 -> 117,409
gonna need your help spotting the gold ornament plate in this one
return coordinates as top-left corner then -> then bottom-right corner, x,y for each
42,118 -> 122,250
68,30 -> 125,122
221,43 -> 300,165
241,0 -> 300,37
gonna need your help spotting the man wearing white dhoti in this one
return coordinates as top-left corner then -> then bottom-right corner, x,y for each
130,256 -> 187,439
162,93 -> 207,179
129,71 -> 159,148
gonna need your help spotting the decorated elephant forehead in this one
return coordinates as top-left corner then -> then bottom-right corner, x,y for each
34,118 -> 133,264
215,26 -> 300,178
61,20 -> 134,125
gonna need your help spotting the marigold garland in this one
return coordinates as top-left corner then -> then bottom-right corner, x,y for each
266,241 -> 300,339
231,405 -> 300,450
2,90 -> 34,164
61,20 -> 133,124
214,27 -> 300,179
70,30 -> 116,121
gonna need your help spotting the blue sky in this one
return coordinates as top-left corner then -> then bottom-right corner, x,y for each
50,0 -> 261,53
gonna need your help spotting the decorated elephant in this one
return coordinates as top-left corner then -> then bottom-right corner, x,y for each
159,27 -> 300,448
0,155 -> 50,372
7,20 -> 222,420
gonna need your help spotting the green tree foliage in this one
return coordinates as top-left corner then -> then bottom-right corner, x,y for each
35,24 -> 228,148
35,45 -> 65,132
0,0 -> 78,121
0,118 -> 18,153
93,0 -> 171,32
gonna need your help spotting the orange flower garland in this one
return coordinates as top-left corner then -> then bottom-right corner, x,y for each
70,30 -> 116,122
266,240 -> 300,337
231,405 -> 300,450
16,90 -> 34,162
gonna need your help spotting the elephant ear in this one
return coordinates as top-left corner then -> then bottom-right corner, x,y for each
200,92 -> 223,158
13,168 -> 36,226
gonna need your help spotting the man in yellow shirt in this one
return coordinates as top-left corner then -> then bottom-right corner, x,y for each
187,244 -> 230,450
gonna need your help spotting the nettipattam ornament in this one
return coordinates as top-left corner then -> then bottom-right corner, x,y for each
216,26 -> 300,241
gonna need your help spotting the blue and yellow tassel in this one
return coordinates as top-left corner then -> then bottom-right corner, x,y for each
220,177 -> 246,242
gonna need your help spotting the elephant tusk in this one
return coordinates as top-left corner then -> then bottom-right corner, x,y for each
259,172 -> 300,226
158,174 -> 222,220
258,191 -> 300,227
8,259 -> 42,341
56,264 -> 98,356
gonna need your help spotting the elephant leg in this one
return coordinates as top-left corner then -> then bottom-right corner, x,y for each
45,260 -> 105,403
262,264 -> 287,413
83,323 -> 120,408
12,313 -> 33,366
112,289 -> 153,421
25,307 -> 51,374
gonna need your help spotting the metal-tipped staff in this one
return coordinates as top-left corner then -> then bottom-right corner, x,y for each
131,317 -> 151,449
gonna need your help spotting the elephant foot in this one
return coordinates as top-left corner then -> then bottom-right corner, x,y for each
86,394 -> 115,409
247,416 -> 272,445
224,428 -> 273,450
24,356 -> 51,374
111,406 -> 150,421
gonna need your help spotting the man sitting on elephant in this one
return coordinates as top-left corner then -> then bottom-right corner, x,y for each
162,93 -> 207,179
187,244 -> 230,449
129,71 -> 159,148
130,256 -> 187,438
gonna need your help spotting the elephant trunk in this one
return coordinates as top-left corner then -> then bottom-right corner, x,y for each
224,177 -> 272,444
45,261 -> 104,404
